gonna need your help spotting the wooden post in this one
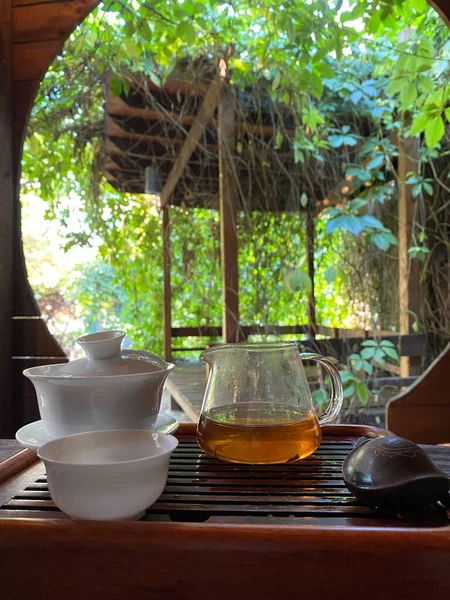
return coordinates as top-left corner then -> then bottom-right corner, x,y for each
218,83 -> 241,343
159,73 -> 223,209
0,0 -> 14,437
162,205 -> 172,363
397,135 -> 423,377
306,205 -> 317,339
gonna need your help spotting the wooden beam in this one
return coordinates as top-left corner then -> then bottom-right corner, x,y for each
306,205 -> 317,339
397,134 -> 424,377
107,117 -> 190,147
0,0 -> 14,436
218,83 -> 242,343
159,71 -> 223,208
162,205 -> 172,362
12,0 -> 91,44
108,90 -> 197,125
12,39 -> 60,81
108,92 -> 296,139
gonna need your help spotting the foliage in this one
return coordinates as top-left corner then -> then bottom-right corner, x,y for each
312,339 -> 400,411
20,0 -> 450,384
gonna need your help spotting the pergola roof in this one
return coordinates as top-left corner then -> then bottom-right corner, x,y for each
103,66 -> 357,212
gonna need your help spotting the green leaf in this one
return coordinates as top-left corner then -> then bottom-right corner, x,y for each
283,269 -> 312,294
418,76 -> 434,94
345,167 -> 371,182
362,360 -> 373,375
342,135 -> 358,146
362,81 -> 377,98
339,370 -> 353,383
361,340 -> 378,347
348,198 -> 368,211
406,174 -> 420,184
383,347 -> 399,362
324,266 -> 336,283
423,181 -> 433,196
353,359 -> 364,371
327,135 -> 344,148
419,38 -> 434,59
355,381 -> 370,405
124,21 -> 136,37
343,383 -> 355,398
401,83 -> 417,108
176,21 -> 196,45
328,134 -> 357,148
425,116 -> 445,148
387,77 -> 406,96
410,113 -> 430,136
123,40 -> 141,59
300,192 -> 308,208
323,207 -> 342,217
348,353 -> 361,360
380,340 -> 395,347
412,183 -> 422,198
445,107 -> 450,123
361,347 -> 375,359
373,350 -> 386,364
312,388 -> 328,405
274,130 -> 283,150
316,61 -> 334,79
307,70 -> 323,99
326,215 -> 364,236
340,11 -> 354,23
359,215 -> 383,230
109,76 -> 123,97
367,154 -> 384,170
370,232 -> 393,251
411,0 -> 427,13
351,90 -> 363,104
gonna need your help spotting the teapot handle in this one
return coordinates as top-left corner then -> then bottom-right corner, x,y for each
299,353 -> 344,425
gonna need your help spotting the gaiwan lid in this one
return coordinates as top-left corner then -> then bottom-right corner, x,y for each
57,331 -> 169,377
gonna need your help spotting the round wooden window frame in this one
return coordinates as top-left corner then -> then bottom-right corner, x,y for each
9,0 -> 450,331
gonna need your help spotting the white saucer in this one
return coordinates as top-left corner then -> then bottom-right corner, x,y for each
15,414 -> 180,452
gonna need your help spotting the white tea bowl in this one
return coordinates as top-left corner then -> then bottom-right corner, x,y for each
24,330 -> 174,438
37,429 -> 178,520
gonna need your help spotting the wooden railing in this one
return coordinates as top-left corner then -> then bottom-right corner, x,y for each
170,325 -> 427,361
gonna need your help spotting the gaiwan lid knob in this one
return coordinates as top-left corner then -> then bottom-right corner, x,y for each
53,330 -> 169,377
77,330 -> 125,360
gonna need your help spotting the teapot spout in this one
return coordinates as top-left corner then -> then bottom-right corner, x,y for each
200,349 -> 212,365
200,345 -> 221,365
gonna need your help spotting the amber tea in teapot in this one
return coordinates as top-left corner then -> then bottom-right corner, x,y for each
197,343 -> 343,465
198,403 -> 321,464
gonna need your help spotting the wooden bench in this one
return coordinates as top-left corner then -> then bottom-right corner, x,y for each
165,362 -> 207,421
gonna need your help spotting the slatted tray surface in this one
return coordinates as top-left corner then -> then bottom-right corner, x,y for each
1,439 -> 449,526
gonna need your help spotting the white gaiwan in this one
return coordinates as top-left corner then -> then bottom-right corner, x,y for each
23,330 -> 174,438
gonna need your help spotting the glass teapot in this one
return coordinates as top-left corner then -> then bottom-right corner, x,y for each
197,342 -> 343,464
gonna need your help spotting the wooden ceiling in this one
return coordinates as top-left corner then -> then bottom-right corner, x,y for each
103,76 -> 347,211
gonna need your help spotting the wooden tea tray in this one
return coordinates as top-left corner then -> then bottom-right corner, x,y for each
0,424 -> 449,600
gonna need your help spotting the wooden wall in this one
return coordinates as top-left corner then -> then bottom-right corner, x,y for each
0,0 -> 449,436
1,0 -> 99,436
11,0 -> 100,166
